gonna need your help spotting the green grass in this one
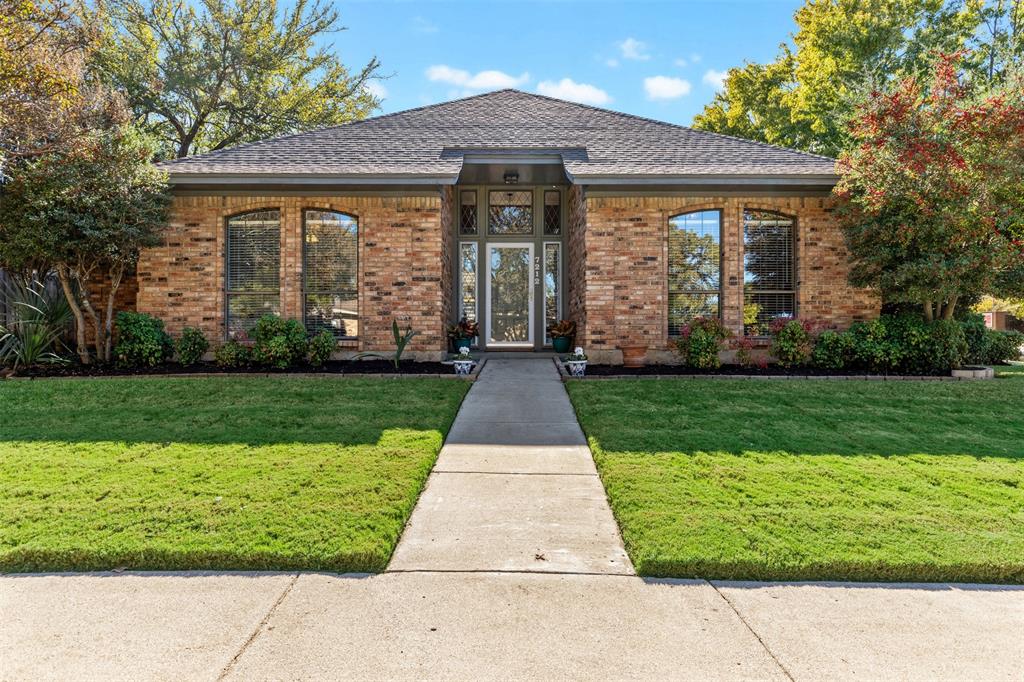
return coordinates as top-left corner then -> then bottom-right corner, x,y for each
0,377 -> 469,573
567,370 -> 1024,583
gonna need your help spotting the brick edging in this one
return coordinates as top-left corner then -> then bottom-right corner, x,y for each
4,359 -> 485,383
557,365 -> 975,382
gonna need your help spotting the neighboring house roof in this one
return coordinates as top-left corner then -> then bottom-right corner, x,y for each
160,89 -> 837,187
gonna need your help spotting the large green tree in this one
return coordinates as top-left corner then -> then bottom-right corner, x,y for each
835,54 -> 1024,320
94,0 -> 382,159
694,0 -> 1022,156
0,125 -> 170,363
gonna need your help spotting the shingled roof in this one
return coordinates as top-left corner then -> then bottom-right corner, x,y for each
160,89 -> 837,185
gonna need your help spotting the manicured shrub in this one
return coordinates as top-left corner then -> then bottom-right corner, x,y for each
114,312 -> 173,368
985,330 -> 1024,364
960,314 -> 990,364
676,317 -> 731,369
848,319 -> 905,373
308,330 -> 336,367
812,330 -> 854,370
175,327 -> 209,366
213,339 -> 251,368
250,315 -> 308,369
769,317 -> 814,368
912,319 -> 968,374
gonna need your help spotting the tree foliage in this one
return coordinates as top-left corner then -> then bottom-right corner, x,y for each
835,54 -> 1024,320
694,0 -> 1023,156
94,0 -> 383,159
0,125 -> 171,363
0,0 -> 125,171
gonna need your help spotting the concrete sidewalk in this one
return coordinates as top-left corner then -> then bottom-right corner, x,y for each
3,572 -> 1022,680
388,357 -> 632,575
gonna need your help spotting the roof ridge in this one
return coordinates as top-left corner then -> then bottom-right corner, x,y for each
501,89 -> 837,163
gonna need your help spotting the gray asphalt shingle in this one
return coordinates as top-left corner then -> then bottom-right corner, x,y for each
159,89 -> 836,180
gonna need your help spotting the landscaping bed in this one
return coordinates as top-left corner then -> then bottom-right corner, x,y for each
9,359 -> 454,378
567,367 -> 1024,583
0,376 -> 469,573
575,363 -> 984,378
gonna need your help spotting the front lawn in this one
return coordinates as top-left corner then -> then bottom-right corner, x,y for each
567,371 -> 1024,583
0,377 -> 468,573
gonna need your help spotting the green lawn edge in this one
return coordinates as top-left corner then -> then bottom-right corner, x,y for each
0,377 -> 469,574
567,374 -> 1024,584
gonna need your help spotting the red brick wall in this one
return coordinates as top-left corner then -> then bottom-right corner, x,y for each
136,193 -> 448,358
578,194 -> 879,363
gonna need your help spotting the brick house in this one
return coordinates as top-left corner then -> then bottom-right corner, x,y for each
147,89 -> 877,363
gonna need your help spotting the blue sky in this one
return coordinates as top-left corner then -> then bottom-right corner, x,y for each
334,0 -> 804,126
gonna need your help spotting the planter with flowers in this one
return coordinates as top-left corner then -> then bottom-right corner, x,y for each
447,317 -> 479,352
548,319 -> 576,354
452,346 -> 476,376
565,347 -> 588,377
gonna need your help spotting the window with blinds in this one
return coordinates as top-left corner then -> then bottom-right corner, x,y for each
304,210 -> 358,338
668,210 -> 722,336
743,209 -> 796,335
226,210 -> 281,335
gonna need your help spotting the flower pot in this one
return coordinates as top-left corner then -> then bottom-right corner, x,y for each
453,359 -> 475,376
552,336 -> 572,354
454,337 -> 473,351
620,345 -> 646,368
566,360 -> 588,377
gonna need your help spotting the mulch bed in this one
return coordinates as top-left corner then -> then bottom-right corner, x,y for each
9,359 -> 453,378
580,364 -> 948,377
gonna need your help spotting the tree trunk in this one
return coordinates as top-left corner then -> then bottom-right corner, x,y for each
104,264 -> 124,362
75,271 -> 104,363
56,266 -> 90,365
922,301 -> 934,321
941,296 -> 959,320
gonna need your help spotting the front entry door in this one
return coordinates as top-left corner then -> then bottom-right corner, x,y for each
486,242 -> 534,347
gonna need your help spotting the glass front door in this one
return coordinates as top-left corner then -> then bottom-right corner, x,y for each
486,243 -> 534,346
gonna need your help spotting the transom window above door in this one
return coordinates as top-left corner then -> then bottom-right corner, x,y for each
488,190 -> 533,235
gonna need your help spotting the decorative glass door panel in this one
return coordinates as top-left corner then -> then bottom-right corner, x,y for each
486,243 -> 533,346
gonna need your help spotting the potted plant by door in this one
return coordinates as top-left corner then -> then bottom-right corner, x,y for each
452,346 -> 475,375
565,347 -> 588,377
548,320 -> 576,354
447,317 -> 479,352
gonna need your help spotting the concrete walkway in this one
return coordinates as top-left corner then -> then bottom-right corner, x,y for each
3,358 -> 1023,680
388,357 -> 632,575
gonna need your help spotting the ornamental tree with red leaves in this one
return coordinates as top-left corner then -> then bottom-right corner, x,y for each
835,53 -> 1024,321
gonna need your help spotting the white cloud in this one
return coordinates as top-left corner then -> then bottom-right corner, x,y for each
425,65 -> 529,91
365,80 -> 388,100
536,78 -> 611,105
673,57 -> 688,68
411,16 -> 438,33
643,75 -> 691,100
690,53 -> 702,64
605,57 -> 619,68
702,69 -> 728,90
618,37 -> 650,61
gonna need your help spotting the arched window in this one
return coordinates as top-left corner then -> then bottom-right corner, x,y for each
304,210 -> 358,338
743,209 -> 796,335
668,210 -> 722,335
226,210 -> 280,335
